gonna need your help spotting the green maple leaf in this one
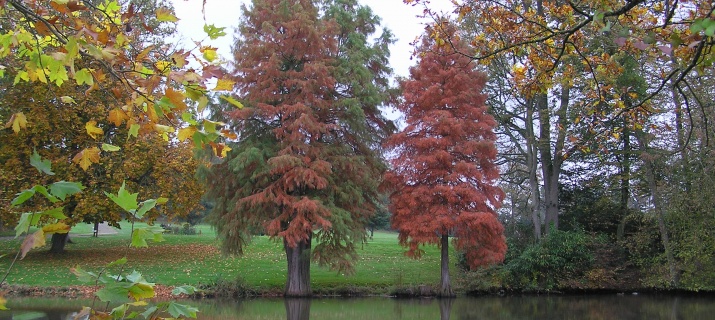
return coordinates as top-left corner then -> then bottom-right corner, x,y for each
32,185 -> 60,203
135,199 -> 157,219
101,143 -> 121,152
166,302 -> 199,318
172,285 -> 200,295
14,212 -> 40,238
131,226 -> 164,248
203,24 -> 226,40
39,206 -> 67,220
128,123 -> 140,139
30,149 -> 54,175
105,181 -> 138,213
12,188 -> 37,207
49,181 -> 84,200
75,68 -> 94,86
96,284 -> 131,304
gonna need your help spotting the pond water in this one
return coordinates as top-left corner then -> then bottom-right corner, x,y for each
2,294 -> 714,319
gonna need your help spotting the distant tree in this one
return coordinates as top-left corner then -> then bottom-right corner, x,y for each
383,22 -> 507,296
367,194 -> 391,237
204,0 -> 394,297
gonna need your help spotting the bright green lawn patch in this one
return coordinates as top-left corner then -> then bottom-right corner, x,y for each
0,227 -> 449,291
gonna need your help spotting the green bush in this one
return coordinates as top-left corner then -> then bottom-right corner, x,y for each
503,230 -> 594,290
169,223 -> 198,235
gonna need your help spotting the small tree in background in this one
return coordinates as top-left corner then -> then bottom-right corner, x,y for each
383,21 -> 507,297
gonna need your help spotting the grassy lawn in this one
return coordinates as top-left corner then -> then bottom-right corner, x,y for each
0,223 -> 450,292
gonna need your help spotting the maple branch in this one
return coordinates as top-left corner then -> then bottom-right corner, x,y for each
7,0 -> 69,44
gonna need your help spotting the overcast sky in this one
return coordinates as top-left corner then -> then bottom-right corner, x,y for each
171,0 -> 455,78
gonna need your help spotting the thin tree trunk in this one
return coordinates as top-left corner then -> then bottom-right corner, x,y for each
617,123 -> 632,241
526,99 -> 542,240
636,133 -> 680,286
284,236 -> 312,297
439,234 -> 454,297
285,298 -> 311,320
643,158 -> 680,286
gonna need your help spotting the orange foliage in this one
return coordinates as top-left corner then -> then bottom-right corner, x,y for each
384,23 -> 507,269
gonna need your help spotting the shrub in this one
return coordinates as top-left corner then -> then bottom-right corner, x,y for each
503,229 -> 594,290
169,223 -> 197,235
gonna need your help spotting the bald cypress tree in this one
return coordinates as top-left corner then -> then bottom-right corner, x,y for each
205,0 -> 394,296
383,23 -> 507,297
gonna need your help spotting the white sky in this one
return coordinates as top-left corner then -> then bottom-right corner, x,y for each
170,0 -> 455,78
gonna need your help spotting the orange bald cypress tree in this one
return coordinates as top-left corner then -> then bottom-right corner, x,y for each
205,0 -> 394,297
383,23 -> 507,297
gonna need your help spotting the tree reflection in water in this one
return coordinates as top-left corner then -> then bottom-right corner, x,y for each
285,298 -> 311,320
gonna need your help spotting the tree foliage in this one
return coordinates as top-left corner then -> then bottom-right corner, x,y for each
0,0 -> 235,164
0,76 -> 204,252
203,0 -> 394,296
383,22 -> 506,295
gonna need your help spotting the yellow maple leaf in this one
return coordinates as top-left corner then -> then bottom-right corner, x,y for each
0,295 -> 7,310
128,282 -> 156,301
4,112 -> 28,133
201,46 -> 218,62
214,78 -> 235,91
85,121 -> 104,140
154,60 -> 171,74
72,147 -> 101,170
108,108 -> 129,127
42,222 -> 71,234
156,7 -> 178,22
177,126 -> 197,142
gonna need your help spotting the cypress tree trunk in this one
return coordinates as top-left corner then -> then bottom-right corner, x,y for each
285,236 -> 312,297
439,234 -> 454,297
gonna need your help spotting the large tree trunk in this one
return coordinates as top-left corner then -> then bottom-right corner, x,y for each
537,86 -> 568,234
285,298 -> 311,320
284,236 -> 312,297
49,233 -> 69,254
439,234 -> 454,297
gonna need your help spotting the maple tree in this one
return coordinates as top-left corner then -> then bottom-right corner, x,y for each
0,0 -> 212,315
0,76 -> 204,253
204,0 -> 394,296
0,0 -> 236,163
382,22 -> 507,297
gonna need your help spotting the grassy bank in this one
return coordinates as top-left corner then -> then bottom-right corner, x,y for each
0,223 -> 447,294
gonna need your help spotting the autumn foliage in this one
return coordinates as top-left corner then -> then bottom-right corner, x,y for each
204,0 -> 394,296
0,78 -> 204,233
383,24 -> 507,269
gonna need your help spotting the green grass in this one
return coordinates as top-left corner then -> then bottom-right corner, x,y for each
0,224 -> 451,292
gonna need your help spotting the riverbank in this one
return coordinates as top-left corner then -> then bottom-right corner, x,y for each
5,282 -> 713,301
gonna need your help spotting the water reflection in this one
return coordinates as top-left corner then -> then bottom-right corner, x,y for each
439,298 -> 454,320
285,298 -> 310,320
2,294 -> 715,319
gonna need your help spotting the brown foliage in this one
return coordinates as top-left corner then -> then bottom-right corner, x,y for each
384,24 -> 507,268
